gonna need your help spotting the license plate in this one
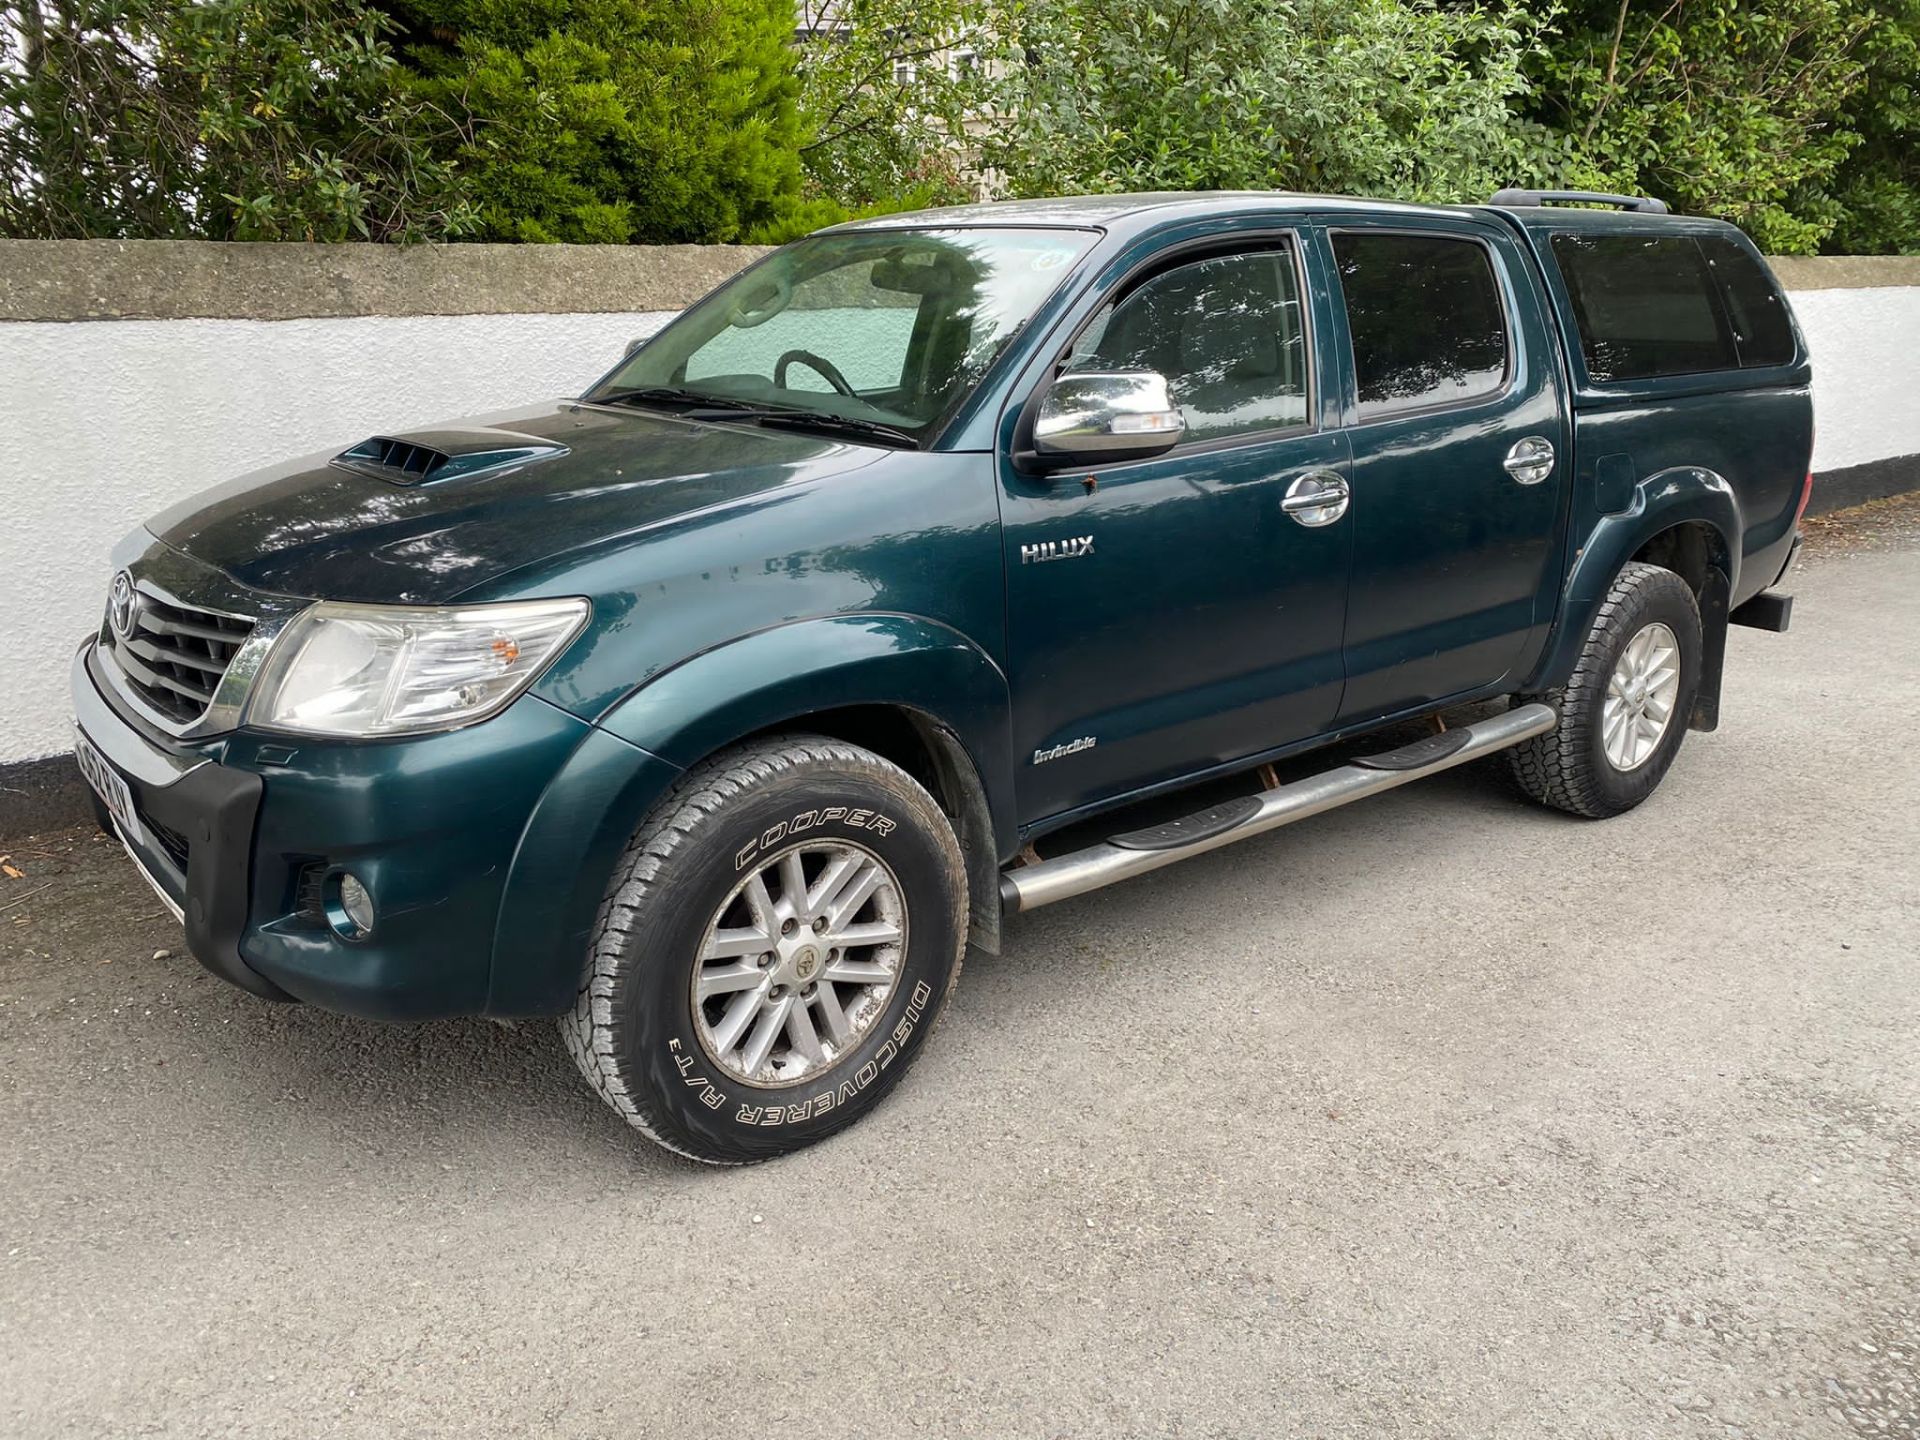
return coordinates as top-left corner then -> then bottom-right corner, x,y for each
74,727 -> 141,846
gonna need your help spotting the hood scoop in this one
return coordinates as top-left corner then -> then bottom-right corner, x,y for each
332,427 -> 568,486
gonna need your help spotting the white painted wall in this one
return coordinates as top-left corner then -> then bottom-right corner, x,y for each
1,310 -> 671,765
1786,287 -> 1920,471
1,284 -> 1914,766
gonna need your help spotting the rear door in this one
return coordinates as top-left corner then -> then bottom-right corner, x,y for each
1320,215 -> 1570,721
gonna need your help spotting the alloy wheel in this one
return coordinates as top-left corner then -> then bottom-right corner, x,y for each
1602,620 -> 1682,772
691,841 -> 906,1087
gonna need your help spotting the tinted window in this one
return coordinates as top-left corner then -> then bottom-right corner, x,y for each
1333,233 -> 1508,418
1698,235 -> 1795,368
1551,234 -> 1740,381
1065,248 -> 1308,443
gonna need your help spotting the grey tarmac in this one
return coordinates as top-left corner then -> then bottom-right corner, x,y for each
2,520 -> 1915,1440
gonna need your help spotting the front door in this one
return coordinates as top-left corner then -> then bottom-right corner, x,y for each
1000,238 -> 1353,824
1321,218 -> 1570,721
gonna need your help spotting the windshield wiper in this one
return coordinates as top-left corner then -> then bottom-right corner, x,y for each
594,386 -> 765,413
596,388 -> 919,447
751,411 -> 920,448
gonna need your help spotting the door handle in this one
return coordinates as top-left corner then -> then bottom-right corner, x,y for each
1503,435 -> 1555,486
1281,472 -> 1349,527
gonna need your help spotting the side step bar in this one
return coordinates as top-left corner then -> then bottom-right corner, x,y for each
1001,702 -> 1559,915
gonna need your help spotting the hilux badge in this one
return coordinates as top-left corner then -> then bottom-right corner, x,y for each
107,570 -> 138,640
1021,535 -> 1094,564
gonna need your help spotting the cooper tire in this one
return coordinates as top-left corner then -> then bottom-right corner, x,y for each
561,734 -> 967,1164
1509,561 -> 1702,819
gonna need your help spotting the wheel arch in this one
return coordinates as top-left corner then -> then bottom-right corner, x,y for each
1629,518 -> 1731,600
488,616 -> 1014,1015
1526,465 -> 1742,725
596,614 -> 1015,946
734,704 -> 1006,955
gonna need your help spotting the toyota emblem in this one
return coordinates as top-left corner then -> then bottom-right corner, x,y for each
107,570 -> 138,640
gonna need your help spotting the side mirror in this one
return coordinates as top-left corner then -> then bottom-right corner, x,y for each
625,336 -> 648,358
1033,371 -> 1185,464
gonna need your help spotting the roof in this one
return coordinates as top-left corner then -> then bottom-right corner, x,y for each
826,190 -> 1743,251
830,191 -> 1486,231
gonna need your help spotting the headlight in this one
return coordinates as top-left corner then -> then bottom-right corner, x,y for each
248,597 -> 590,737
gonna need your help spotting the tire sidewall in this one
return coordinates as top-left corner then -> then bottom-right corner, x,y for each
611,763 -> 963,1161
1579,574 -> 1701,811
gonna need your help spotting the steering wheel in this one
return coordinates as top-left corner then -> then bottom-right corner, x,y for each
774,349 -> 859,398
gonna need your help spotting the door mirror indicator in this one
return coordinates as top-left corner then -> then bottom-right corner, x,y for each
1033,371 -> 1186,464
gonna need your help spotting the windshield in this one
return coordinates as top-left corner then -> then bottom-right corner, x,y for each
587,227 -> 1098,445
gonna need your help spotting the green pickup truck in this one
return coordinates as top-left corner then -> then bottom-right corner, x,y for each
72,189 -> 1811,1163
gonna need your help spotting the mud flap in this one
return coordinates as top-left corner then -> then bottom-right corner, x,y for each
1690,566 -> 1730,733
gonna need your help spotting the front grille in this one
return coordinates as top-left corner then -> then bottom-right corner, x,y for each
105,591 -> 254,726
292,861 -> 328,925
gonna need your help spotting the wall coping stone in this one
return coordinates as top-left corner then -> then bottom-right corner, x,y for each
0,240 -> 773,322
1764,255 -> 1920,291
3,239 -> 1915,324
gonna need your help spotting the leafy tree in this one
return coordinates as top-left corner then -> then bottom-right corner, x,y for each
386,0 -> 807,243
0,0 -> 476,240
6,0 -> 1915,251
1816,0 -> 1920,253
808,0 -> 1915,253
789,0 -> 979,215
960,0 -> 1556,206
1524,0 -> 1874,253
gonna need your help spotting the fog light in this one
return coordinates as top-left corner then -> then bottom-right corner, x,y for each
327,871 -> 376,940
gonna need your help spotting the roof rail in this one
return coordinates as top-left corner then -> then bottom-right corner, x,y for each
1489,188 -> 1669,215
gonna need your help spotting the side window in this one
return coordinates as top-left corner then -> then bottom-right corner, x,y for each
1550,234 -> 1740,382
685,258 -> 919,394
1064,247 -> 1309,443
1697,235 -> 1795,368
1333,232 -> 1509,419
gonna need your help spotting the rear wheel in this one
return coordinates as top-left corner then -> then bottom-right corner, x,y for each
1510,561 -> 1702,818
561,734 -> 967,1164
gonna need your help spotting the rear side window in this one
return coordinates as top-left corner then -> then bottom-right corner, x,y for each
1698,235 -> 1795,368
1333,232 -> 1509,419
1551,232 -> 1794,382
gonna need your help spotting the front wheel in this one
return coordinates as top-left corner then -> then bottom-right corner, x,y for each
1510,561 -> 1702,819
562,735 -> 968,1164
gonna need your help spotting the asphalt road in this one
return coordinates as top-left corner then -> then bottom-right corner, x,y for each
3,527 -> 1916,1440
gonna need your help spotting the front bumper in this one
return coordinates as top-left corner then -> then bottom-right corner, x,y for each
72,642 -> 284,999
70,638 -> 613,1020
